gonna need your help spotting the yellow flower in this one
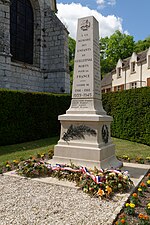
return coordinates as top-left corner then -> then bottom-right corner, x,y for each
97,189 -> 105,196
98,172 -> 104,177
118,173 -> 123,177
138,188 -> 142,192
129,203 -> 135,208
123,175 -> 128,180
105,186 -> 112,195
147,180 -> 150,185
147,203 -> 150,209
6,164 -> 10,168
126,203 -> 129,207
13,160 -> 19,164
109,172 -> 116,177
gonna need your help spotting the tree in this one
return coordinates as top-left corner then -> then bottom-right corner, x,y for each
134,36 -> 150,53
68,36 -> 76,87
68,31 -> 136,79
69,37 -> 76,90
100,30 -> 134,77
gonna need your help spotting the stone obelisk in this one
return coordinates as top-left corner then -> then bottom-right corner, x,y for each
52,16 -> 122,169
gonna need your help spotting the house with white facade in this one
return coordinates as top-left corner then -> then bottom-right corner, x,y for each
112,47 -> 150,91
101,72 -> 112,93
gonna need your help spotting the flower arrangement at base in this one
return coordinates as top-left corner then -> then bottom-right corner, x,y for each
74,167 -> 133,198
17,158 -> 52,178
130,192 -> 141,206
97,188 -> 105,197
138,213 -> 150,225
145,203 -> 150,215
125,202 -> 135,215
16,156 -> 133,198
115,213 -> 128,225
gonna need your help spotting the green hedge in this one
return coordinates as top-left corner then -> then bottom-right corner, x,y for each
0,89 -> 71,146
102,87 -> 150,146
1,87 -> 150,146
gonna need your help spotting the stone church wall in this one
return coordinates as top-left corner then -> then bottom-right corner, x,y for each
0,0 -> 70,93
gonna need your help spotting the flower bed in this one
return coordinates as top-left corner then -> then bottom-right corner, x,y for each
114,172 -> 150,225
119,155 -> 150,165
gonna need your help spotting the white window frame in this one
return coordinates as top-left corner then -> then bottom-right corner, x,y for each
117,67 -> 121,78
131,82 -> 137,89
117,85 -> 121,91
131,62 -> 136,73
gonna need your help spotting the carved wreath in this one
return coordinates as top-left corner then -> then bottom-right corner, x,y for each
62,125 -> 96,142
102,125 -> 109,144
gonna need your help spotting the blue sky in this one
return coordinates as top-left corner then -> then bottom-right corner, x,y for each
57,0 -> 150,42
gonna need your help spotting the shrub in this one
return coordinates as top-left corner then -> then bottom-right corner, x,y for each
102,87 -> 150,146
1,86 -> 150,146
0,89 -> 71,145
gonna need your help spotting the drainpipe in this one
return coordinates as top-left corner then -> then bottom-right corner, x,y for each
140,63 -> 142,87
124,68 -> 127,90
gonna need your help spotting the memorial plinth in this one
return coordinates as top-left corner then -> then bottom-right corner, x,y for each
52,16 -> 122,169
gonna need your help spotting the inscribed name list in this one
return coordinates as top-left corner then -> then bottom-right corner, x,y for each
72,16 -> 101,100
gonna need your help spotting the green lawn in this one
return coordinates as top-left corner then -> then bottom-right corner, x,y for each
0,137 -> 58,163
114,137 -> 150,159
0,137 -> 150,164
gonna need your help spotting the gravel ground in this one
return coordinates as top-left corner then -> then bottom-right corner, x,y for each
0,175 -> 129,225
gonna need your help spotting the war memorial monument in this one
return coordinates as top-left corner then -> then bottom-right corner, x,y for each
52,16 -> 122,169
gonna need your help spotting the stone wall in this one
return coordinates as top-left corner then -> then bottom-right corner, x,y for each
0,0 -> 70,93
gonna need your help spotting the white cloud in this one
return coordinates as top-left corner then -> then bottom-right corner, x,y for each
57,3 -> 123,39
96,0 -> 117,8
108,0 -> 116,6
97,0 -> 105,4
96,0 -> 105,7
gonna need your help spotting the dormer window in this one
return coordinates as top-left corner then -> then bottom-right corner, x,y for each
131,62 -> 136,73
117,67 -> 121,78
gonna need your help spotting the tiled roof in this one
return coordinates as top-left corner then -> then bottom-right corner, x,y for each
122,57 -> 130,69
101,48 -> 149,87
101,73 -> 112,87
122,49 -> 148,68
137,50 -> 147,62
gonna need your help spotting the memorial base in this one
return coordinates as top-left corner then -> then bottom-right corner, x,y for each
51,114 -> 122,169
